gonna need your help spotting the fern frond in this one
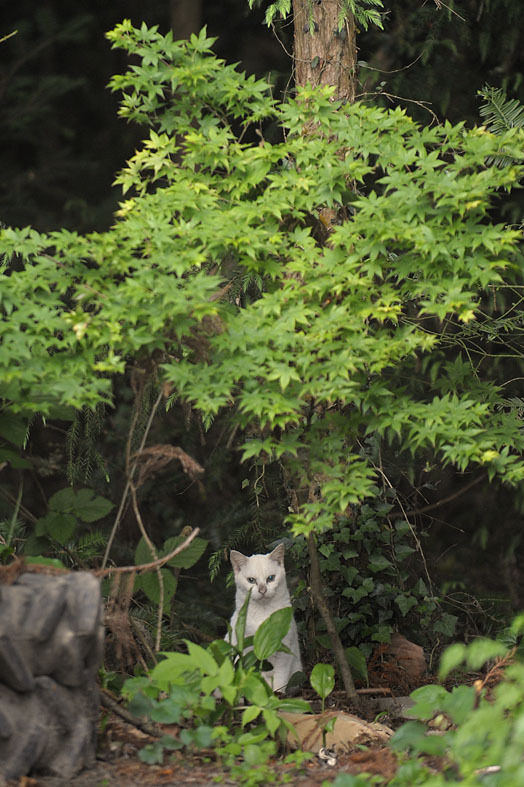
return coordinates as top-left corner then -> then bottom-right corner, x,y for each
478,85 -> 524,167
479,86 -> 524,133
66,404 -> 107,484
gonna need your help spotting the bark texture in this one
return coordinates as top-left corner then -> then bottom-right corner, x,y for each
292,0 -> 357,100
170,0 -> 203,41
291,2 -> 360,706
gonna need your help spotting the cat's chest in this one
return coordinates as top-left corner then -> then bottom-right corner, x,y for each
241,597 -> 282,634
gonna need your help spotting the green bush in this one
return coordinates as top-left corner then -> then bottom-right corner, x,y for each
123,595 -> 310,779
2,23 -> 524,544
390,616 -> 524,786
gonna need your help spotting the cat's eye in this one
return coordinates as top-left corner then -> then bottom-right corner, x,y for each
247,577 -> 256,584
267,574 -> 275,582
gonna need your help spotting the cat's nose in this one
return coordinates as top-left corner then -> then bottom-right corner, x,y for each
258,584 -> 267,595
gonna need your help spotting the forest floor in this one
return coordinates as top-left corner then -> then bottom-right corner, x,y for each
8,637 -> 431,786
17,709 -> 400,787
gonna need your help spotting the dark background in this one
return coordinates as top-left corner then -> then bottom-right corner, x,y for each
2,0 -> 524,233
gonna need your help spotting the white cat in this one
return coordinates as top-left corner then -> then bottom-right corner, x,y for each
228,543 -> 302,693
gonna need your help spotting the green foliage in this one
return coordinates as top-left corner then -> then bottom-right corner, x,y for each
389,625 -> 524,786
293,508 -> 453,656
2,22 -> 524,545
479,86 -> 524,167
310,663 -> 335,710
254,607 -> 293,660
326,775 -> 382,787
123,593 -> 311,778
133,534 -> 208,610
248,0 -> 384,31
479,86 -> 524,133
25,486 -> 113,556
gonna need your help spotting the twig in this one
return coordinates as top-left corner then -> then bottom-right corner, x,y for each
95,527 -> 200,577
365,448 -> 434,598
355,90 -> 439,125
101,387 -> 164,570
130,617 -> 158,666
1,528 -> 200,586
402,474 -> 485,518
100,688 -> 162,738
129,482 -> 163,652
356,687 -> 392,695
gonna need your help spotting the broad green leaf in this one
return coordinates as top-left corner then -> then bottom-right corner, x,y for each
24,555 -> 66,569
151,652 -> 195,688
127,691 -> 154,718
242,673 -> 271,706
150,698 -> 183,724
310,663 -> 335,700
136,568 -> 177,611
438,643 -> 467,680
262,707 -> 280,736
253,607 -> 292,661
395,593 -> 418,617
466,638 -> 508,671
445,684 -> 476,725
185,640 -> 219,676
274,697 -> 311,714
74,488 -> 114,522
134,536 -> 157,566
0,414 -> 28,446
138,741 -> 167,764
234,590 -> 251,654
40,512 -> 76,544
409,684 -> 450,721
242,705 -> 261,726
164,534 -> 207,568
216,655 -> 235,686
48,487 -> 113,522
0,447 -> 31,468
49,487 -> 77,513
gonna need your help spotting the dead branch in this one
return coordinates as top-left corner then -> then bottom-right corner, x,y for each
95,527 -> 201,577
402,474 -> 485,518
100,688 -> 163,738
133,444 -> 204,487
101,387 -> 164,570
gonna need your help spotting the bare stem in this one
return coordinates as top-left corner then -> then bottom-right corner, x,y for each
307,532 -> 360,708
101,387 -> 164,570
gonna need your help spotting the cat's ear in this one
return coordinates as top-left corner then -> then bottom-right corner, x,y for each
230,550 -> 247,572
269,543 -> 285,565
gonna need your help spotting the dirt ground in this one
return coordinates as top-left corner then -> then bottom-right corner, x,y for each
6,635 -> 428,786
15,743 -> 398,787
6,705 -> 400,787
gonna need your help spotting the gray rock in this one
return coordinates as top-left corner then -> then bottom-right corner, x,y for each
0,572 -> 103,780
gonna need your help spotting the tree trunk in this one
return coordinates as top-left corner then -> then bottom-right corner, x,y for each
292,0 -> 357,100
291,1 -> 360,708
170,0 -> 203,41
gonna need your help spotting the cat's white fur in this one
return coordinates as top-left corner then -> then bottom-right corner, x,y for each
228,543 -> 302,693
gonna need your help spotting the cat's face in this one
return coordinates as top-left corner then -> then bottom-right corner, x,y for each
230,544 -> 286,602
